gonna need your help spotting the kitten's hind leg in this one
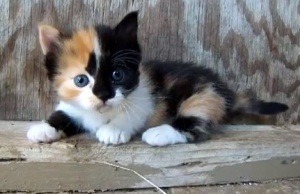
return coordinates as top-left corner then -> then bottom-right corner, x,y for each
174,88 -> 226,142
143,88 -> 226,146
27,111 -> 84,143
171,116 -> 214,142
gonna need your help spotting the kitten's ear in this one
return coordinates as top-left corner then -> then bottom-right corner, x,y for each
114,11 -> 139,42
38,25 -> 60,55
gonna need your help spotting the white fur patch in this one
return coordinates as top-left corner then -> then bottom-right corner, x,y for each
56,101 -> 107,134
46,75 -> 155,145
27,122 -> 64,143
96,77 -> 155,145
106,89 -> 124,107
94,36 -> 101,68
142,124 -> 187,146
96,125 -> 131,145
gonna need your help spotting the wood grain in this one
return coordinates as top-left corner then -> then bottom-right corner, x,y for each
0,0 -> 299,124
0,121 -> 299,191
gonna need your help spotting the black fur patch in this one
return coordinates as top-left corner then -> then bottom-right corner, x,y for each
172,116 -> 212,142
86,52 -> 97,75
213,82 -> 235,111
43,33 -> 71,81
47,111 -> 85,137
253,101 -> 289,115
142,61 -> 235,117
92,11 -> 141,102
44,52 -> 58,81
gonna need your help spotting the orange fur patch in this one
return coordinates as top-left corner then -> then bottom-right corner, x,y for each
146,101 -> 168,128
179,86 -> 226,123
232,92 -> 250,111
57,81 -> 81,101
164,75 -> 179,90
61,28 -> 96,69
53,28 -> 98,101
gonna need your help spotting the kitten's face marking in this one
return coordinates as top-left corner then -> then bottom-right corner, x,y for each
52,28 -> 103,110
92,12 -> 141,108
39,12 -> 141,111
39,26 -> 103,110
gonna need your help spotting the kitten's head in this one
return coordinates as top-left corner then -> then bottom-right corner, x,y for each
38,12 -> 141,110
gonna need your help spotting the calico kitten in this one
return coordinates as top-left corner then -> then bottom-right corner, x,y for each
27,12 -> 288,146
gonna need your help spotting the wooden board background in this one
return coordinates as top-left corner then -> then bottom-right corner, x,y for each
0,0 -> 299,124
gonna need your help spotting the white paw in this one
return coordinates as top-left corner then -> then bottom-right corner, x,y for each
96,125 -> 131,145
27,122 -> 63,143
142,124 -> 187,146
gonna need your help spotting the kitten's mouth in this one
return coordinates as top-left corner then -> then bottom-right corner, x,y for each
95,103 -> 112,113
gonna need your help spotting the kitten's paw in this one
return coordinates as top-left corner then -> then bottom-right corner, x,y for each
27,122 -> 63,143
96,125 -> 131,145
142,124 -> 187,146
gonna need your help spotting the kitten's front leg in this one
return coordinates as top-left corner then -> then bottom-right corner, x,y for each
27,111 -> 83,143
96,114 -> 135,145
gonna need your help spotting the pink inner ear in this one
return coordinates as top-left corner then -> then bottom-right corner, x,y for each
38,25 -> 60,55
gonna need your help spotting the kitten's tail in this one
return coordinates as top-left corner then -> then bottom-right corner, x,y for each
232,92 -> 289,115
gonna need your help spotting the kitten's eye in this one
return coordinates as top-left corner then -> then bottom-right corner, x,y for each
74,74 -> 89,87
112,70 -> 124,82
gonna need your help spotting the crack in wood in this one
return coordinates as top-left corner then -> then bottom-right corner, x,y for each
0,158 -> 26,162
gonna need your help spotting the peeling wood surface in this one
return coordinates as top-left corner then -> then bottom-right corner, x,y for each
0,121 -> 300,192
0,0 -> 299,124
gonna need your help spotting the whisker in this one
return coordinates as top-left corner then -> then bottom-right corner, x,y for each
112,49 -> 139,56
112,49 -> 140,58
117,103 -> 122,112
112,60 -> 131,70
111,49 -> 132,58
123,102 -> 142,122
114,54 -> 141,59
113,57 -> 140,64
125,100 -> 149,116
122,103 -> 133,130
128,96 -> 169,100
114,59 -> 140,65
115,56 -> 140,61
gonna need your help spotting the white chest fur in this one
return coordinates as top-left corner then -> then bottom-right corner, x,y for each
56,77 -> 154,135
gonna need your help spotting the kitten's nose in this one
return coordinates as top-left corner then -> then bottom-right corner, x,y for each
92,88 -> 114,103
92,77 -> 114,103
99,92 -> 113,102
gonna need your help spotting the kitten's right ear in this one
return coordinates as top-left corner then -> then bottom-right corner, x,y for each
38,25 -> 60,55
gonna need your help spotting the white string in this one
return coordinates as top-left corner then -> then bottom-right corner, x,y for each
99,161 -> 167,194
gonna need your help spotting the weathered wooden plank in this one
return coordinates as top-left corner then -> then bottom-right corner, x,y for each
2,181 -> 300,194
169,179 -> 300,194
2,180 -> 300,193
0,121 -> 299,192
0,0 -> 299,124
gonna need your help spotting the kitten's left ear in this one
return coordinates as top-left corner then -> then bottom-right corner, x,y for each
38,25 -> 60,55
114,11 -> 139,42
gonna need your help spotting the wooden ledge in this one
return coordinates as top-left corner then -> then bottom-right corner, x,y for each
0,121 -> 300,192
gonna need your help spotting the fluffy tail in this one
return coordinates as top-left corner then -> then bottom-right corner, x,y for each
232,93 -> 289,115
